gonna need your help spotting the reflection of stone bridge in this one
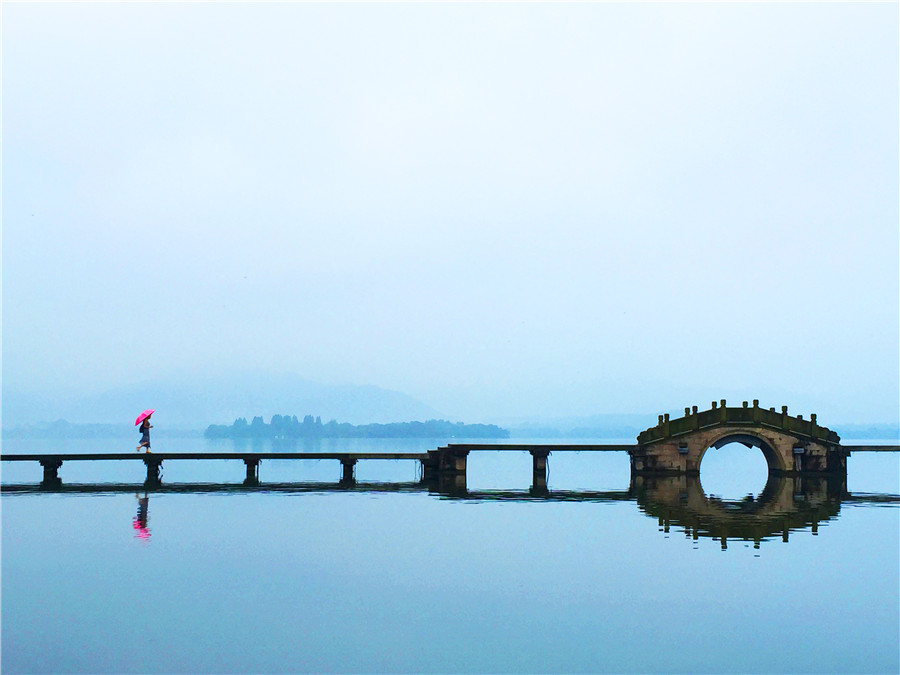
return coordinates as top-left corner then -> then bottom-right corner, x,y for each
630,399 -> 846,475
632,473 -> 846,549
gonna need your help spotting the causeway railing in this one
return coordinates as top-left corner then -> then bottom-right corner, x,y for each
637,400 -> 841,446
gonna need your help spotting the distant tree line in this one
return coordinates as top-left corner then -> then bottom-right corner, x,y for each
204,415 -> 509,439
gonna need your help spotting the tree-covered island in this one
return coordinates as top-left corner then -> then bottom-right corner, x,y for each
204,415 -> 509,439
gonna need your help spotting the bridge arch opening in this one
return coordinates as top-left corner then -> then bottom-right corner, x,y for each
698,434 -> 774,502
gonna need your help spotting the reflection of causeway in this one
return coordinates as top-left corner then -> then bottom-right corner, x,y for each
4,474 -> 897,547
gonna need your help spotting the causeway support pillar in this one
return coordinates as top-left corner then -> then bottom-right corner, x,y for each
244,459 -> 260,486
529,481 -> 549,497
425,447 -> 469,496
340,458 -> 357,485
39,459 -> 63,488
421,451 -> 440,482
437,472 -> 468,497
530,449 -> 550,491
143,457 -> 162,487
442,448 -> 469,474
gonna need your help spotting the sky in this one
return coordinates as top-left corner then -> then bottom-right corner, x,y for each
3,2 -> 898,424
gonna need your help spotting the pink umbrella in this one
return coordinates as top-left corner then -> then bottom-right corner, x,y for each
135,409 -> 155,426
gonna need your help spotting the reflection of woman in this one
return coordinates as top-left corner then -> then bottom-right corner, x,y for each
137,416 -> 152,452
133,493 -> 150,540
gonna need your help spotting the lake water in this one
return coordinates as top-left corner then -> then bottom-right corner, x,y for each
2,436 -> 898,674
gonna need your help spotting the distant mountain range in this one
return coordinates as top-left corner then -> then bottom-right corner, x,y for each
2,373 -> 441,429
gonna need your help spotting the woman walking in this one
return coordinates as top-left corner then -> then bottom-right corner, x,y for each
135,409 -> 154,452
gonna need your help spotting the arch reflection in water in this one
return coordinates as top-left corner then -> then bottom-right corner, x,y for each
632,473 -> 845,549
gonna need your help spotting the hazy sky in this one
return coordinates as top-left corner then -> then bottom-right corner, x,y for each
3,2 -> 898,423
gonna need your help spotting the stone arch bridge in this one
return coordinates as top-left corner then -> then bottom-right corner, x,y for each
629,399 -> 845,475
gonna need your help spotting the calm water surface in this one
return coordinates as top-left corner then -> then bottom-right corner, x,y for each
2,437 -> 898,674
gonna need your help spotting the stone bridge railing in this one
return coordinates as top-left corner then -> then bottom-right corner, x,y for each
637,399 -> 840,448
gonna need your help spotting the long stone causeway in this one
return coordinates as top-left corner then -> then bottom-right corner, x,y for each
2,401 -> 897,490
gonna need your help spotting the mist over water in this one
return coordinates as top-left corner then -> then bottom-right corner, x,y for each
3,2 -> 899,425
3,2 -> 898,673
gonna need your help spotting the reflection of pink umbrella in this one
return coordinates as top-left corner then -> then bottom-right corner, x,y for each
133,518 -> 151,540
135,409 -> 155,426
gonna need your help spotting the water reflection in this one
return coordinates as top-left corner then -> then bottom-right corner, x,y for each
632,474 -> 845,549
4,473 -> 897,549
132,492 -> 150,540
